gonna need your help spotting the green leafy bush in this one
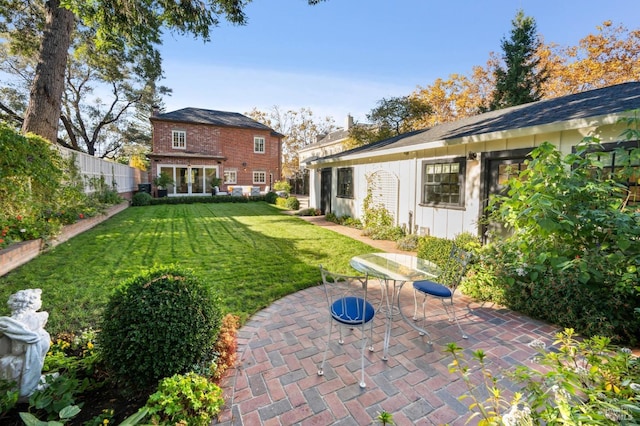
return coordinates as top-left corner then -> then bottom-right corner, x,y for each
145,372 -> 224,426
342,216 -> 363,229
99,265 -> 222,388
0,125 -> 120,249
325,213 -> 362,228
395,234 -> 420,251
296,208 -> 321,216
447,329 -> 640,424
28,374 -> 87,421
325,212 -> 338,223
131,191 -> 152,206
264,191 -> 278,204
275,197 -> 286,208
417,235 -> 454,267
466,137 -> 640,344
0,379 -> 18,414
149,195 -> 252,205
285,196 -> 300,210
362,225 -> 405,241
273,180 -> 291,193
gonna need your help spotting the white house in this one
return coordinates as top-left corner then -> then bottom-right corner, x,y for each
298,114 -> 355,171
306,82 -> 640,240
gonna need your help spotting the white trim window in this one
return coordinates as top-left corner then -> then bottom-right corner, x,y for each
172,130 -> 186,149
254,136 -> 265,153
253,171 -> 266,184
224,170 -> 237,184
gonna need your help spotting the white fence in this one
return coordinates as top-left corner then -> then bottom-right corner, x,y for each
57,146 -> 147,194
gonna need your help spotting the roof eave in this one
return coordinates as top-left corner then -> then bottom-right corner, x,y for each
308,113 -> 624,167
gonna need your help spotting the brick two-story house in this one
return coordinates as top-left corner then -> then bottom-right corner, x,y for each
148,108 -> 283,196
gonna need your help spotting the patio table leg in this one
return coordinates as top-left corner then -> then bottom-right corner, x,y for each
396,282 -> 433,344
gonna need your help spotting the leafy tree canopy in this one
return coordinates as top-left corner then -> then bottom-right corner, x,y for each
246,106 -> 335,178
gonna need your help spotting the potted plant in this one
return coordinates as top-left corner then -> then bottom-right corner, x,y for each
153,171 -> 174,197
210,176 -> 223,195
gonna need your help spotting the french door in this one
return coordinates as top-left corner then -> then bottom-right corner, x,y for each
481,150 -> 530,242
159,166 -> 219,196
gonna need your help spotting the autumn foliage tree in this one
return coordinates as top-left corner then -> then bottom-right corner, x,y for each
539,21 -> 640,98
246,106 -> 336,178
411,20 -> 639,126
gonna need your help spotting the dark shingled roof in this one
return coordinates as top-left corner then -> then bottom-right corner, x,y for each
318,82 -> 640,160
152,107 -> 275,132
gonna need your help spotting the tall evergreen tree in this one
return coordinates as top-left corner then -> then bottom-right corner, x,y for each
488,10 -> 546,110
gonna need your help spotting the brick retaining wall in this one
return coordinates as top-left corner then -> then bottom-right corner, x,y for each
0,202 -> 128,277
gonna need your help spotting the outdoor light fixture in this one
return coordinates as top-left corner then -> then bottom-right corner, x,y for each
467,151 -> 478,160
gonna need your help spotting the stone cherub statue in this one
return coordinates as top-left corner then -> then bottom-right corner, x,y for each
0,289 -> 51,399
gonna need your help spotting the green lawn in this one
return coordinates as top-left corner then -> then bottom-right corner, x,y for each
0,202 -> 379,335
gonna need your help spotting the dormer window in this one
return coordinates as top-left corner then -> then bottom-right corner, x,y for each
172,130 -> 186,149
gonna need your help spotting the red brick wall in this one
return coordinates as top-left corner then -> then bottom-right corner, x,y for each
150,120 -> 282,190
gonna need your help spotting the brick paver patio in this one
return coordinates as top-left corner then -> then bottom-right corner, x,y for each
215,213 -> 559,425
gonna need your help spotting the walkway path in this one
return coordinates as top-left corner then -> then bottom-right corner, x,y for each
215,208 -> 559,425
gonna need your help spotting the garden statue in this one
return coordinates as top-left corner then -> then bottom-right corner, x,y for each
0,289 -> 51,399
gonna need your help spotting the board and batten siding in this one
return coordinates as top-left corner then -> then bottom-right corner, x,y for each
308,118 -> 631,241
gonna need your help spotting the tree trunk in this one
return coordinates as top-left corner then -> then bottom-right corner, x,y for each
21,0 -> 75,143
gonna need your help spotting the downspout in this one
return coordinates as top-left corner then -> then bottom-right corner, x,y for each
412,155 -> 418,235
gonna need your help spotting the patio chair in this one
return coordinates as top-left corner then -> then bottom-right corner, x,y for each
250,186 -> 260,196
231,187 -> 243,197
318,266 -> 376,388
412,245 -> 472,339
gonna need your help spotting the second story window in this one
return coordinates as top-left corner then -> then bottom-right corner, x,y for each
253,171 -> 266,184
337,167 -> 353,198
254,136 -> 265,153
172,130 -> 186,149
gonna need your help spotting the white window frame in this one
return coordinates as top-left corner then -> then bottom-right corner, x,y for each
224,170 -> 237,184
253,171 -> 266,184
172,130 -> 186,149
254,136 -> 265,154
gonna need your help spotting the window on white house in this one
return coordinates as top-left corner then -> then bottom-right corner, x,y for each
254,137 -> 265,153
172,130 -> 186,149
224,170 -> 237,184
337,167 -> 353,198
584,141 -> 640,205
253,171 -> 266,184
422,159 -> 465,207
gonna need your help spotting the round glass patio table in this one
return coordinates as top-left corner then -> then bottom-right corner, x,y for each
350,252 -> 440,360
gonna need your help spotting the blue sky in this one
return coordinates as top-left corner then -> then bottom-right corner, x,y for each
160,0 -> 640,126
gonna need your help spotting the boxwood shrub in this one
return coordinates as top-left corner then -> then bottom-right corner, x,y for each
99,265 -> 222,388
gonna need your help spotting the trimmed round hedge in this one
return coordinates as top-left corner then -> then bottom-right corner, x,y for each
131,191 -> 152,206
99,265 -> 222,388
